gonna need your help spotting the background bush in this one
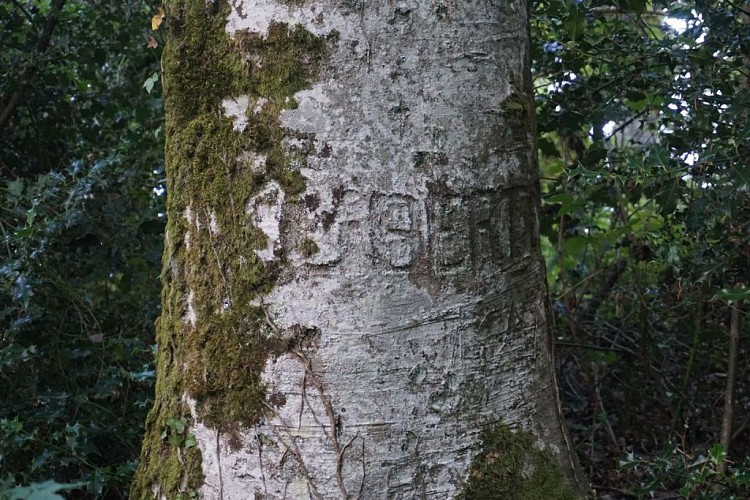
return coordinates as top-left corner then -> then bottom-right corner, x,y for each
0,1 -> 163,497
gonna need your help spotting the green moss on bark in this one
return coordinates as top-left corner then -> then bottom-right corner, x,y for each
131,1 -> 334,497
458,423 -> 582,500
233,22 -> 332,194
298,237 -> 320,257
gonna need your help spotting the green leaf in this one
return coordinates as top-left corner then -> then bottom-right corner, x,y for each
168,434 -> 184,447
713,288 -> 750,303
656,178 -> 681,216
25,207 -> 37,226
565,5 -> 586,41
6,179 -> 24,198
565,235 -> 588,256
166,416 -> 188,434
538,136 -> 560,158
143,72 -> 159,94
184,433 -> 198,448
583,143 -> 607,165
708,443 -> 726,467
546,193 -> 578,215
35,0 -> 52,15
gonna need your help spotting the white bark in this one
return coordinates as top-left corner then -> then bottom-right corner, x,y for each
190,1 -> 574,498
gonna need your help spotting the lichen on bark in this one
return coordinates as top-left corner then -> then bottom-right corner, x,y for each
131,0 -> 334,497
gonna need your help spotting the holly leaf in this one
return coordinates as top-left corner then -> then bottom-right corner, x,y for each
6,480 -> 87,500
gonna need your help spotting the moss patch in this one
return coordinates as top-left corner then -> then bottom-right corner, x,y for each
131,1 -> 334,497
298,237 -> 320,257
458,423 -> 581,500
233,22 -> 335,195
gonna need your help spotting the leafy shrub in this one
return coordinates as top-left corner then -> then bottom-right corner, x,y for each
0,0 -> 164,496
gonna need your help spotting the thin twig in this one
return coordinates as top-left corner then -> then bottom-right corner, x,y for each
719,303 -> 742,474
263,307 -> 352,499
261,401 -> 324,500
254,425 -> 268,497
298,371 -> 307,431
290,348 -> 350,499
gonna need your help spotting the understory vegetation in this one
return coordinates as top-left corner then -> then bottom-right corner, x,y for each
0,0 -> 748,498
534,0 -> 750,497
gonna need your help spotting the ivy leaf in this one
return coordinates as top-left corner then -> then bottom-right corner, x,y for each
166,416 -> 187,434
168,434 -> 184,447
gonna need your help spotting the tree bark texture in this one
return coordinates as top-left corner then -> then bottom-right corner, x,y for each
132,0 -> 584,498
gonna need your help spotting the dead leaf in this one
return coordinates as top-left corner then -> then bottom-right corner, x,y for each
151,8 -> 165,31
147,36 -> 158,49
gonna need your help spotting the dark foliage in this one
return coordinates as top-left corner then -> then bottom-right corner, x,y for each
534,0 -> 750,497
0,0 -> 163,497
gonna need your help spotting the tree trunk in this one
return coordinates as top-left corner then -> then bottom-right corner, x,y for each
132,0 -> 585,498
